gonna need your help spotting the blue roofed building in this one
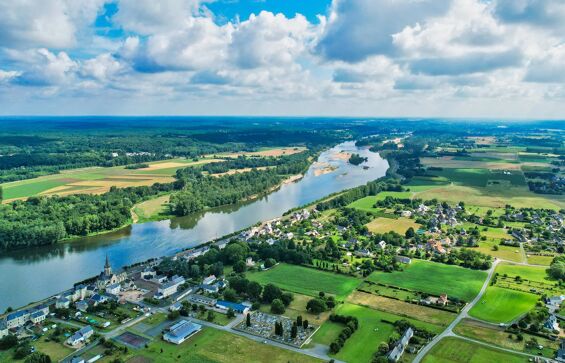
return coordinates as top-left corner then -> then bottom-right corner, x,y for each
215,300 -> 250,314
163,320 -> 202,345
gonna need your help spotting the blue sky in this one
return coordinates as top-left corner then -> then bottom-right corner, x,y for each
0,0 -> 564,118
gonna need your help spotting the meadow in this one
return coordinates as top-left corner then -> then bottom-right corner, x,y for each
0,158 -> 221,202
422,337 -> 528,363
468,286 -> 539,323
247,263 -> 361,299
496,263 -> 551,283
315,303 -> 442,363
366,260 -> 486,301
365,216 -> 421,234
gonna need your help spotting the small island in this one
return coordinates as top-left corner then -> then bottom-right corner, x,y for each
348,153 -> 368,166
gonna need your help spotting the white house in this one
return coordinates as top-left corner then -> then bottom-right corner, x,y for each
67,326 -> 94,346
106,283 -> 121,295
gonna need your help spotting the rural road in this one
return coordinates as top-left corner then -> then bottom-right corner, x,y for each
413,259 -> 500,363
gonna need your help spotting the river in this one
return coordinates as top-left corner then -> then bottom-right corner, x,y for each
0,142 -> 388,311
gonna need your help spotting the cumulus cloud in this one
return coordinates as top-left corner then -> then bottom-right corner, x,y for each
524,44 -> 565,83
493,0 -> 565,27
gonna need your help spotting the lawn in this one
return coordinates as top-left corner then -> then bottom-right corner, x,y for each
422,337 -> 528,363
247,263 -> 361,300
468,286 -> 539,323
366,260 -> 487,301
318,303 -> 442,363
475,240 -> 524,263
347,291 -> 456,327
496,263 -> 551,283
526,254 -> 555,266
366,216 -> 421,234
119,327 -> 322,363
454,319 -> 558,358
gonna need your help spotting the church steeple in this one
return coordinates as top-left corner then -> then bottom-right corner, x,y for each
104,254 -> 112,276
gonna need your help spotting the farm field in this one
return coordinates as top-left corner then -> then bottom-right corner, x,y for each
454,319 -> 558,358
247,263 -> 361,300
119,327 -> 322,363
347,291 -> 456,327
468,286 -> 539,323
317,303 -> 442,363
526,254 -> 555,266
422,337 -> 528,363
212,146 -> 308,158
365,216 -> 420,234
366,260 -> 486,301
475,240 -> 524,262
0,157 -> 222,202
132,194 -> 171,223
496,263 -> 551,283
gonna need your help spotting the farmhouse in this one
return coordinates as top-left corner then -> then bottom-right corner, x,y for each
163,320 -> 202,345
387,327 -> 413,362
67,325 -> 94,346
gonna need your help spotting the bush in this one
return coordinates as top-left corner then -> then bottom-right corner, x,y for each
271,299 -> 286,314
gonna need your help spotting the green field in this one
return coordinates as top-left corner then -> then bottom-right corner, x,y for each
469,286 -> 539,323
526,254 -> 555,266
423,337 -> 528,363
0,158 -> 221,201
119,327 -> 322,363
454,319 -> 558,358
247,263 -> 361,299
496,263 -> 551,283
366,216 -> 421,234
366,260 -> 486,301
316,303 -> 442,363
348,193 -> 412,212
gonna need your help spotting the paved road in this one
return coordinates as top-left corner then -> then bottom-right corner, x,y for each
413,259 -> 500,363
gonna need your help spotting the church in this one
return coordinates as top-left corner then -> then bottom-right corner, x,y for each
96,255 -> 127,289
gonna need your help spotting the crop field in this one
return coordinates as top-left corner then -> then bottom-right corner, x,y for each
122,327 -> 322,363
132,194 -> 171,223
347,291 -> 456,327
422,337 -> 528,363
366,216 -> 420,234
421,156 -> 522,170
469,286 -> 539,323
212,146 -> 308,158
366,260 -> 486,301
317,303 -> 442,363
454,319 -> 558,358
0,158 -> 222,202
247,263 -> 361,299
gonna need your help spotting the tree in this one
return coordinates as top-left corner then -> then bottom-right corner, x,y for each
281,292 -> 293,306
246,313 -> 251,327
306,298 -> 327,314
262,283 -> 282,303
24,352 -> 52,363
227,308 -> 235,318
206,310 -> 215,322
303,320 -> 309,329
291,324 -> 298,338
271,299 -> 286,314
405,227 -> 415,238
223,288 -> 238,302
167,310 -> 180,320
0,186 -> 3,203
0,335 -> 18,350
233,260 -> 247,273
264,258 -> 277,268
247,281 -> 263,301
297,315 -> 303,327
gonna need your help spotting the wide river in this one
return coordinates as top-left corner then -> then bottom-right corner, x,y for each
0,142 -> 388,311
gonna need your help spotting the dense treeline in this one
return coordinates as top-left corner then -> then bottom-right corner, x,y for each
0,151 -> 314,250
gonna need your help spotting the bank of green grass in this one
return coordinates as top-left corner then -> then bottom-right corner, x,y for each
496,263 -> 551,283
132,194 -> 172,223
366,259 -> 486,301
469,286 -> 539,323
119,327 -> 322,363
422,337 -> 528,363
316,303 -> 442,363
247,263 -> 360,299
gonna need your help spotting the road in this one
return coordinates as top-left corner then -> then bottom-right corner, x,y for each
413,259 -> 500,363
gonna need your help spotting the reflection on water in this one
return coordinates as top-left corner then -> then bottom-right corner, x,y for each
0,142 -> 388,311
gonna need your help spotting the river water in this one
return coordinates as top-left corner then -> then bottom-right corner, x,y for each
0,142 -> 388,311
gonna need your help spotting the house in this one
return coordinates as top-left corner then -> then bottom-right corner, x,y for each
355,249 -> 374,258
169,302 -> 182,312
387,327 -> 413,362
427,240 -> 446,254
76,301 -> 89,312
6,310 -> 31,329
105,283 -> 121,296
215,300 -> 250,314
90,294 -> 108,306
200,284 -> 219,294
401,210 -> 412,218
56,297 -> 71,309
188,294 -> 217,307
202,275 -> 216,285
30,310 -> 47,324
70,357 -> 85,363
376,240 -> 387,250
163,320 -> 202,345
556,339 -> 565,362
546,295 -> 565,312
544,315 -> 560,331
245,257 -> 255,267
155,276 -> 186,299
439,294 -> 448,306
67,326 -> 94,346
395,256 -> 412,264
0,321 -> 8,339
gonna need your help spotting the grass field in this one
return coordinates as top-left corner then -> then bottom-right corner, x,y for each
347,291 -> 456,327
366,260 -> 486,301
132,194 -> 171,222
496,263 -> 551,283
365,216 -> 421,234
317,303 -> 442,363
526,254 -> 555,266
454,319 -> 558,358
422,337 -> 528,363
247,263 -> 361,299
468,286 -> 539,323
120,327 -> 322,363
0,158 -> 222,202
